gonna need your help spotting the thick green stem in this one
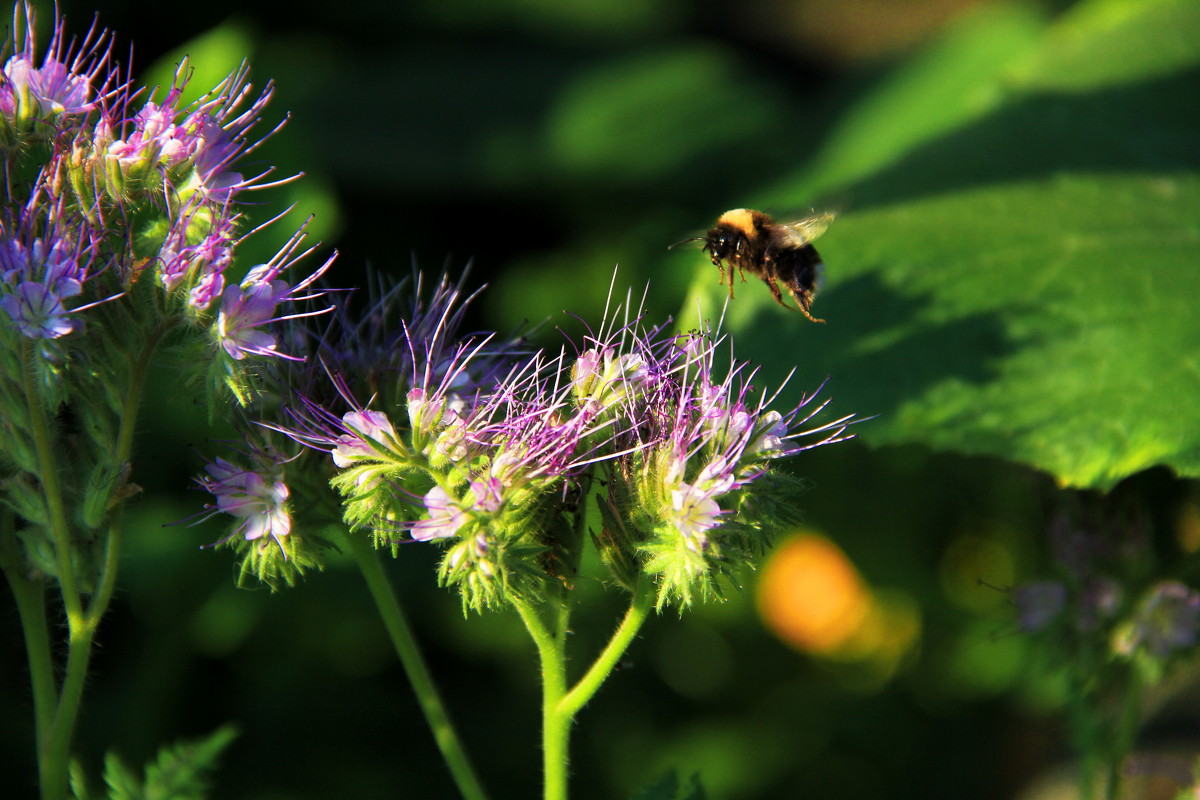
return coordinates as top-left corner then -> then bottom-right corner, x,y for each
22,327 -> 162,800
22,341 -> 81,800
1105,670 -> 1144,800
344,531 -> 489,800
516,577 -> 653,800
514,598 -> 570,800
0,514 -> 56,753
21,339 -> 82,624
559,578 -> 652,720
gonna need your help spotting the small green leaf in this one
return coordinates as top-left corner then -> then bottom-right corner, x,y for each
102,751 -> 142,800
102,724 -> 238,800
69,759 -> 93,800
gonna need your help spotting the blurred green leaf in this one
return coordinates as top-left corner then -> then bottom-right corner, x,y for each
632,770 -> 708,800
411,0 -> 678,39
1009,0 -> 1200,91
768,2 -> 1047,205
141,19 -> 257,103
695,0 -> 1200,490
548,45 -> 784,182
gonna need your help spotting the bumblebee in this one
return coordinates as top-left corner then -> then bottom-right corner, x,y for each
676,208 -> 834,322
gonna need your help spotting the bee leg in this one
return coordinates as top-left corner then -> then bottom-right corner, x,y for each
764,277 -> 791,309
710,255 -> 733,295
790,288 -> 825,323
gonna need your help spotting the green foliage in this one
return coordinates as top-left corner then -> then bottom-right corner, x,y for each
98,725 -> 237,800
706,0 -> 1200,490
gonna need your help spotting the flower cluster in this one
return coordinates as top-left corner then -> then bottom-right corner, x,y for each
1,3 -> 331,588
0,3 -> 330,378
1013,496 -> 1200,675
212,270 -> 853,610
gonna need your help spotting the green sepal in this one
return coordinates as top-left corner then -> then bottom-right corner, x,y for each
438,527 -> 547,614
332,461 -> 425,533
81,461 -> 138,531
228,529 -> 328,591
65,144 -> 102,221
6,472 -> 49,526
638,525 -> 727,611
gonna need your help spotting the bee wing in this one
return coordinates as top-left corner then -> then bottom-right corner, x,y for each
778,211 -> 835,246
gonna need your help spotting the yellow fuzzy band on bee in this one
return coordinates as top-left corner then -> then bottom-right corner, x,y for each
715,208 -> 761,239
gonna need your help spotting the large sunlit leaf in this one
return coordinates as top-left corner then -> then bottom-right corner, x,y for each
691,0 -> 1200,489
765,2 -> 1047,205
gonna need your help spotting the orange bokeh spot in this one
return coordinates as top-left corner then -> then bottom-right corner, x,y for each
757,534 -> 871,655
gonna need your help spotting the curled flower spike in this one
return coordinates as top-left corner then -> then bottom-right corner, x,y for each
0,3 -> 117,140
566,291 -> 856,608
97,58 -> 290,206
155,206 -> 237,304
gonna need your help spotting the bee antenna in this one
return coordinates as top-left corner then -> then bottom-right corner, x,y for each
668,236 -> 705,250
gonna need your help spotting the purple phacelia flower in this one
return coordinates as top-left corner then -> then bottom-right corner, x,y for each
0,233 -> 86,296
1,280 -> 81,338
0,198 -> 112,339
468,477 -> 504,513
214,227 -> 334,361
333,410 -> 400,468
411,486 -> 467,542
198,456 -> 292,547
1014,581 -> 1068,632
3,55 -> 93,117
1114,580 -> 1200,660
